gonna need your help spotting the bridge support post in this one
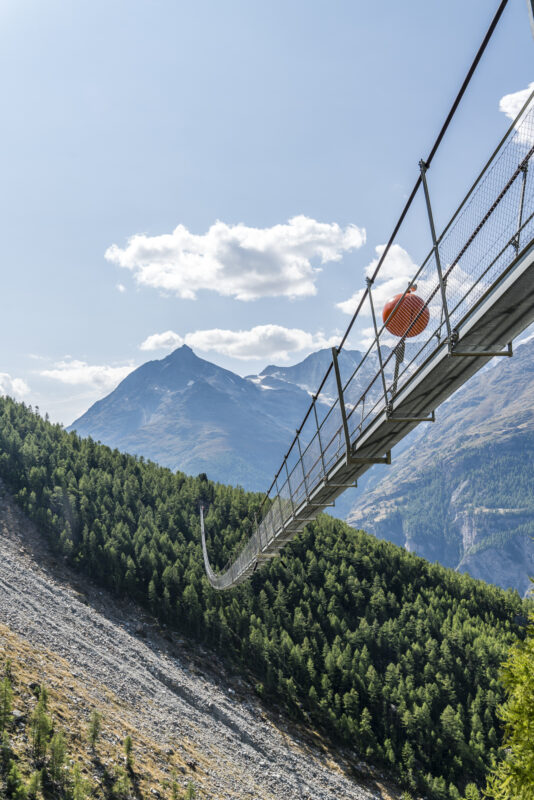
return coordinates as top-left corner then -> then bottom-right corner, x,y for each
420,160 -> 453,345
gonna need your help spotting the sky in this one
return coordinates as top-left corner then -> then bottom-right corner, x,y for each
0,0 -> 532,425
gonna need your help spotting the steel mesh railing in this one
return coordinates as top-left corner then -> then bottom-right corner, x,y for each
203,93 -> 534,589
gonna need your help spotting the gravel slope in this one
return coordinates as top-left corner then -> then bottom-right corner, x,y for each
0,483 -> 390,800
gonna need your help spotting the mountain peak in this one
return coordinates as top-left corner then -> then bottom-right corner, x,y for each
166,343 -> 195,359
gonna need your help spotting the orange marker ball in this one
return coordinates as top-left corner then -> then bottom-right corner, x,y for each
382,288 -> 429,338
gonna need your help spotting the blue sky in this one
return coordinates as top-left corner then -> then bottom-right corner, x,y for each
0,0 -> 532,424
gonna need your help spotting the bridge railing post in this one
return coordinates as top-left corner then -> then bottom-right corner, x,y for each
256,512 -> 264,553
420,159 -> 453,345
268,497 -> 277,542
365,281 -> 390,412
312,398 -> 327,479
296,432 -> 310,502
331,347 -> 352,464
275,477 -> 286,532
284,459 -> 296,519
359,395 -> 365,434
514,161 -> 529,252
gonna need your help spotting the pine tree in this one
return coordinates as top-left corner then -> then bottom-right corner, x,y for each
358,707 -> 375,752
440,704 -> 464,745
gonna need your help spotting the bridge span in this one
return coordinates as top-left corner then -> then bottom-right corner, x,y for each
202,66 -> 534,592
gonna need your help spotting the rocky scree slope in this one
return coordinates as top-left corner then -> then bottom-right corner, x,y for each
0,481 -> 393,800
347,336 -> 534,596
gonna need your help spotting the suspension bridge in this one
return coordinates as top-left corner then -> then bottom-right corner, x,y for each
201,1 -> 534,590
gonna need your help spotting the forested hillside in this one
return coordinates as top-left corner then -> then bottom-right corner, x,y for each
0,397 -> 531,800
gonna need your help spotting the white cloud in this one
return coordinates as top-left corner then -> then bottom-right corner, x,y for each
40,360 -> 135,391
499,82 -> 534,122
116,283 -> 126,293
0,374 -> 30,399
140,325 -> 339,361
499,83 -> 534,146
337,244 -> 417,316
140,330 -> 184,352
106,215 -> 366,302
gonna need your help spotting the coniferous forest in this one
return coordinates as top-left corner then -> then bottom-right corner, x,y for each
0,396 -> 531,800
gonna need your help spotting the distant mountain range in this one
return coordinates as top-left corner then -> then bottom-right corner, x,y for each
70,337 -> 534,595
69,345 -> 364,491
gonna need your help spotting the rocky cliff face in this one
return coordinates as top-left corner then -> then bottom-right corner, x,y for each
347,335 -> 534,596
